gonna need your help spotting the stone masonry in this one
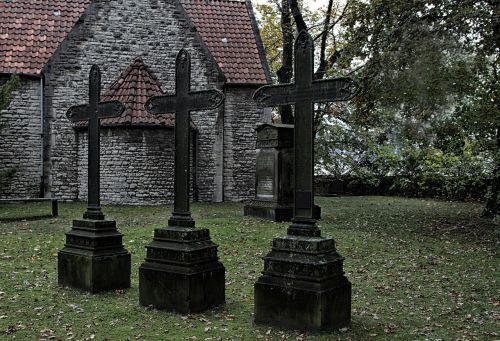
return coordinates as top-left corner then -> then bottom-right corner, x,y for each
0,77 -> 42,198
0,0 -> 269,204
43,0 -> 222,202
77,127 -> 198,205
223,86 -> 266,201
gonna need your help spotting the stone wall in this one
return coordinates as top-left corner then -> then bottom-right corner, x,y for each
223,86 -> 267,201
0,77 -> 42,198
43,0 -> 223,201
1,0 -> 268,204
76,128 -> 199,205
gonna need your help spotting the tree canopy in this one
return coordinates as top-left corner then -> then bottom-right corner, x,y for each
255,0 -> 499,216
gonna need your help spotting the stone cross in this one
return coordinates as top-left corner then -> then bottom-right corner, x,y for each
145,49 -> 224,226
66,65 -> 125,220
254,31 -> 359,236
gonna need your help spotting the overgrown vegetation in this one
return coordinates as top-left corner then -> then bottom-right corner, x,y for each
0,74 -> 20,188
0,198 -> 498,340
255,0 -> 499,216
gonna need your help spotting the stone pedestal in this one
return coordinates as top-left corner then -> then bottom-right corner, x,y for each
58,219 -> 131,293
254,232 -> 351,331
244,124 -> 320,222
139,219 -> 225,313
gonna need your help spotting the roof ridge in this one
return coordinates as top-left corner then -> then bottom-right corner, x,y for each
104,56 -> 162,96
1,0 -> 269,84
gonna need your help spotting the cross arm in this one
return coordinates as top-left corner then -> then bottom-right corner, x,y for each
66,100 -> 125,122
145,94 -> 177,115
253,83 -> 296,108
187,89 -> 224,111
145,89 -> 224,115
311,78 -> 360,103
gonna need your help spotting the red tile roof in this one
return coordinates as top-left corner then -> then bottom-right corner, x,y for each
77,57 -> 195,128
0,0 -> 91,74
0,0 -> 269,84
180,0 -> 269,84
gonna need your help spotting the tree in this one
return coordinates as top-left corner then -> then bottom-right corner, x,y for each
340,0 -> 499,215
0,74 -> 20,187
256,0 -> 499,216
256,0 -> 350,126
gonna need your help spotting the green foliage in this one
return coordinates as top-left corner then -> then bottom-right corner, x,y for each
0,74 -> 20,187
257,1 -> 499,210
0,199 -> 498,339
255,3 -> 284,78
340,0 -> 497,125
0,74 -> 20,112
0,168 -> 16,189
313,0 -> 499,211
255,1 -> 346,80
315,112 -> 493,200
390,145 -> 491,200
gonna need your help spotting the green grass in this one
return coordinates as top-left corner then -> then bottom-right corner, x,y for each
0,196 -> 498,340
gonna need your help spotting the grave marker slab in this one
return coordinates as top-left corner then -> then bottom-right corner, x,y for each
58,65 -> 131,293
139,50 -> 225,313
244,123 -> 321,221
253,31 -> 359,331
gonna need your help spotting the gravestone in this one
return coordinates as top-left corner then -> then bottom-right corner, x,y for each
253,31 -> 359,331
139,49 -> 225,313
58,65 -> 131,293
244,123 -> 320,221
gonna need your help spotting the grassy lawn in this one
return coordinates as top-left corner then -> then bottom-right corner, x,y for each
0,196 -> 498,340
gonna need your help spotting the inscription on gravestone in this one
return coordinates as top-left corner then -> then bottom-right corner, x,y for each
244,123 -> 320,221
244,124 -> 295,221
253,31 -> 360,331
256,150 -> 275,199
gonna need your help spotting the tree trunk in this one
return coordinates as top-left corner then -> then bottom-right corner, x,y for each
277,0 -> 294,124
289,0 -> 307,32
482,0 -> 499,217
315,0 -> 334,80
483,126 -> 499,217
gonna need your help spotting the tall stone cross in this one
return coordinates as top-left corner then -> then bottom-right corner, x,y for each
254,31 -> 359,236
145,49 -> 224,226
66,65 -> 125,220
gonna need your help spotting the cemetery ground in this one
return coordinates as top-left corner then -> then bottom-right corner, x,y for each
0,197 -> 498,341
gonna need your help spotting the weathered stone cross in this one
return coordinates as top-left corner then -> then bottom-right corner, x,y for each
66,65 -> 125,220
254,31 -> 359,236
145,49 -> 224,226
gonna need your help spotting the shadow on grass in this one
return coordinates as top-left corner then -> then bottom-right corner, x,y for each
0,214 -> 55,222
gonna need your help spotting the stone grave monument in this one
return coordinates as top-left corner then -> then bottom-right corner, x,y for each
139,49 -> 225,313
244,123 -> 320,221
58,65 -> 131,293
252,31 -> 359,331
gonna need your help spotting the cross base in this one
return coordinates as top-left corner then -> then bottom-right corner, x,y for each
244,201 -> 321,222
58,219 -> 131,293
254,235 -> 351,331
168,212 -> 195,228
83,207 -> 105,220
287,218 -> 321,237
139,225 -> 225,313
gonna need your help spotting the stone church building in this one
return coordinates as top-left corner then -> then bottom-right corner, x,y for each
0,0 -> 271,204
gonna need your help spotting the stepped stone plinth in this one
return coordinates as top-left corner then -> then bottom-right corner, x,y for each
139,218 -> 225,313
58,219 -> 131,293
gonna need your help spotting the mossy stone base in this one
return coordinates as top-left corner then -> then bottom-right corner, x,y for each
254,235 -> 351,331
139,225 -> 225,313
58,249 -> 131,293
57,219 -> 131,293
139,261 -> 225,313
